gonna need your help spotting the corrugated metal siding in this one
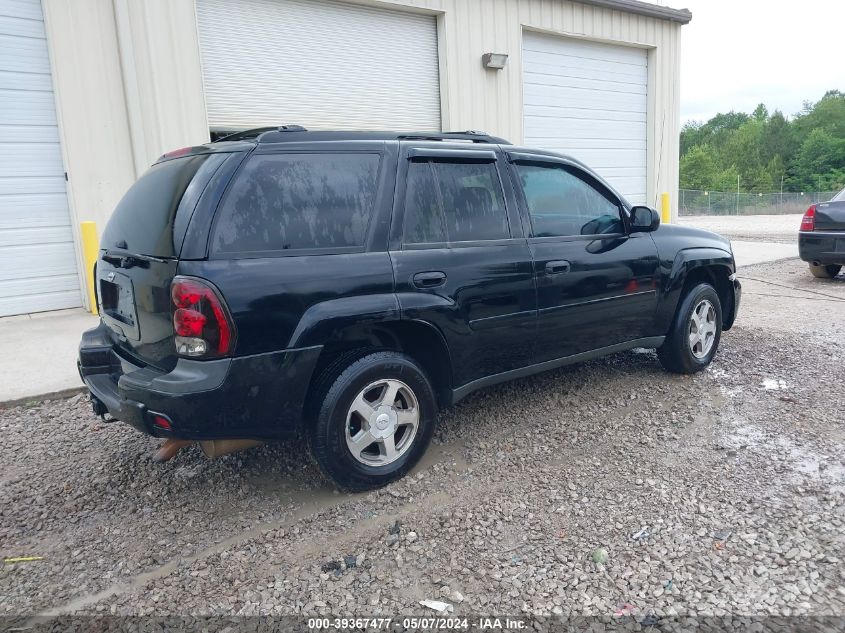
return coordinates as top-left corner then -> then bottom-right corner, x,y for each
0,0 -> 80,316
522,31 -> 648,203
376,0 -> 682,212
195,0 -> 442,131
41,0 -> 684,284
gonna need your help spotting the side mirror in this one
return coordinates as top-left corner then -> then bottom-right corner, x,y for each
630,205 -> 660,233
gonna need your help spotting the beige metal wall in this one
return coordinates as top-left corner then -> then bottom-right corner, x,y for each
381,0 -> 683,212
42,0 -> 682,307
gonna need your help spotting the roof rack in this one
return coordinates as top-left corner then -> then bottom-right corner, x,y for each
398,131 -> 508,144
251,128 -> 510,145
213,125 -> 308,143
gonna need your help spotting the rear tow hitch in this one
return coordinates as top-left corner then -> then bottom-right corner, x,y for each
90,395 -> 116,422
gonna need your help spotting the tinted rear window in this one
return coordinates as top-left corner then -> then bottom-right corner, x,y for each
212,153 -> 380,254
101,155 -> 212,257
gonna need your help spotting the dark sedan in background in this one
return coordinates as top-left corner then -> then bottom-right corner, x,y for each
799,187 -> 845,278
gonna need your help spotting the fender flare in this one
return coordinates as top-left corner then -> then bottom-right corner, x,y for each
667,247 -> 734,293
287,294 -> 401,349
656,247 -> 737,332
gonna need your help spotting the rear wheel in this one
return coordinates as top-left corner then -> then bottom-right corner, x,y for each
306,351 -> 437,492
658,283 -> 722,374
809,263 -> 842,279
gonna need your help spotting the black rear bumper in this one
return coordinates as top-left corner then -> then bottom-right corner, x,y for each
799,231 -> 845,266
78,323 -> 321,440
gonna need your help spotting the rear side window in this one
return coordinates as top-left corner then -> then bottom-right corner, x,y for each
403,162 -> 446,244
212,153 -> 380,254
403,160 -> 510,245
102,155 -> 213,257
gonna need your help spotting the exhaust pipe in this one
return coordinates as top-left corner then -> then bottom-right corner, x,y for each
199,439 -> 263,459
152,438 -> 193,463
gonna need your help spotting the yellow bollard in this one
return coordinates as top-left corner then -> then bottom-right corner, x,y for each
80,221 -> 99,315
660,192 -> 671,224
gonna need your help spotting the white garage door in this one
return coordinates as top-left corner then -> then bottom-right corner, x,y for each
196,0 -> 441,132
0,0 -> 80,317
522,31 -> 648,204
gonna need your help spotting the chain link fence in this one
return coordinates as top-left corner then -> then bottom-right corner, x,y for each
678,189 -> 838,216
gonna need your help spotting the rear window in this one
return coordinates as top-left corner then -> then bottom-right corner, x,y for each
212,153 -> 381,254
101,155 -> 213,258
833,188 -> 845,202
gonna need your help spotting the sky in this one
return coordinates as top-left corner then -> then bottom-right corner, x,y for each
678,0 -> 845,124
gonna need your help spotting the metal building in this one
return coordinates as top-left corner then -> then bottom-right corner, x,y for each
0,0 -> 690,315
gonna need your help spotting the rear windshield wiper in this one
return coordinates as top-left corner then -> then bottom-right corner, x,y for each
102,250 -> 169,269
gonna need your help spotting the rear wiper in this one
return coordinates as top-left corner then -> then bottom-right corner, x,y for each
102,250 -> 169,269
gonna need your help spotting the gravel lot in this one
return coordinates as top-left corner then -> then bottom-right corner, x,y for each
679,214 -> 802,243
1,258 -> 844,621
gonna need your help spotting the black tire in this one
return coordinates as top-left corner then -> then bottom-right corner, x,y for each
306,351 -> 437,492
658,283 -> 723,374
809,263 -> 842,279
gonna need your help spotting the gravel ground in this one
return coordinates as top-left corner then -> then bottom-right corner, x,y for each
679,214 -> 802,243
1,258 -> 844,621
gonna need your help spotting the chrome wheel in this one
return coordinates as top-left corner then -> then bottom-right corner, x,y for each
688,299 -> 717,359
345,379 -> 419,467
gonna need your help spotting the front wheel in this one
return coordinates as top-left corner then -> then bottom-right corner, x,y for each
306,351 -> 437,492
658,283 -> 723,374
809,263 -> 842,279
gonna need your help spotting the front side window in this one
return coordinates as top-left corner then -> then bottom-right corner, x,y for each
516,164 -> 623,237
403,160 -> 510,245
212,153 -> 380,254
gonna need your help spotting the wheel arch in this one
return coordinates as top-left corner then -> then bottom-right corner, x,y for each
661,248 -> 737,331
304,318 -> 453,411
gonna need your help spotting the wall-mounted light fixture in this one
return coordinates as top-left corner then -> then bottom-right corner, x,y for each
482,53 -> 509,70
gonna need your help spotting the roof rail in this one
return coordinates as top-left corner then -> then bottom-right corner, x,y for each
399,131 -> 510,144
212,127 -> 278,143
248,129 -> 511,144
213,125 -> 308,143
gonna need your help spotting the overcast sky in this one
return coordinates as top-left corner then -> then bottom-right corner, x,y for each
678,0 -> 845,124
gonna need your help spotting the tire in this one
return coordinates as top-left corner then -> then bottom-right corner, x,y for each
658,283 -> 723,374
809,263 -> 842,279
306,351 -> 437,492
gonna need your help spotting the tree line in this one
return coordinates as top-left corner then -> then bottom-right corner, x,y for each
680,90 -> 845,193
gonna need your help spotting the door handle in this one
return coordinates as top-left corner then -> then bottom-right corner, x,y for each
412,271 -> 447,289
545,260 -> 571,275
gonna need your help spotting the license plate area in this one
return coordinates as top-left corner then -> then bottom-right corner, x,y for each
100,272 -> 140,340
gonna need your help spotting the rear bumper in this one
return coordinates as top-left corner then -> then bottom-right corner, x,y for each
799,231 -> 845,265
78,323 -> 321,440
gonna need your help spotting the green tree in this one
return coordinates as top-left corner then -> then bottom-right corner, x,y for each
788,128 -> 845,191
680,90 -> 845,194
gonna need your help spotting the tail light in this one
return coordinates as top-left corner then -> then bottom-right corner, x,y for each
800,205 -> 816,231
170,277 -> 235,358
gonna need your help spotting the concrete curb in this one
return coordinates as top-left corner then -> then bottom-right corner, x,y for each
0,386 -> 87,410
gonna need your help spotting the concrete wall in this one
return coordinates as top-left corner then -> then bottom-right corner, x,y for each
43,0 -> 684,307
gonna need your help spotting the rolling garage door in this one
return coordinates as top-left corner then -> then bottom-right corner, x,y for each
522,31 -> 648,204
196,0 -> 441,133
0,0 -> 80,316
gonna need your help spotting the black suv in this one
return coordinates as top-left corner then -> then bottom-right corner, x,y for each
79,129 -> 741,491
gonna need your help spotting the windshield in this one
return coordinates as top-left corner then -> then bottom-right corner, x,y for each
101,155 -> 211,257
